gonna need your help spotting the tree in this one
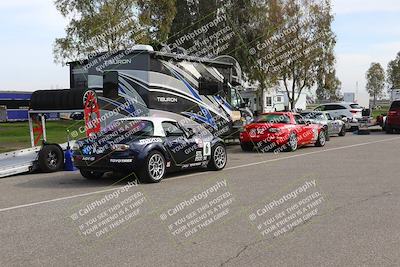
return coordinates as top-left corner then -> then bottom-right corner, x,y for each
138,0 -> 177,44
169,0 -> 198,48
170,0 -> 338,111
316,69 -> 342,101
271,0 -> 336,109
366,63 -> 386,108
53,0 -> 176,64
224,0 -> 286,110
387,52 -> 400,91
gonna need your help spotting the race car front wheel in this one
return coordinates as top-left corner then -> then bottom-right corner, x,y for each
286,133 -> 298,152
208,144 -> 227,171
140,151 -> 166,183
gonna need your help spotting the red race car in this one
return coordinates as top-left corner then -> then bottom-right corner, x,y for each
239,112 -> 327,152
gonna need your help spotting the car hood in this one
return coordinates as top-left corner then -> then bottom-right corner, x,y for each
245,123 -> 291,130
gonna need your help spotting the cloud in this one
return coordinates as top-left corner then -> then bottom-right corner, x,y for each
333,0 -> 400,14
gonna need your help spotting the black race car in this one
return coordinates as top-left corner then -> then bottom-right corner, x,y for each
72,117 -> 227,183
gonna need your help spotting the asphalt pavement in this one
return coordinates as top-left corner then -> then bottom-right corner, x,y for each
1,132 -> 399,266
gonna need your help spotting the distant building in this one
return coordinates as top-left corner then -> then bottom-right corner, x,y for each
390,89 -> 400,101
241,85 -> 308,113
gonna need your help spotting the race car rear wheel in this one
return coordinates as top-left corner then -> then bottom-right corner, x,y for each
315,130 -> 327,147
38,144 -> 64,173
140,151 -> 166,183
80,169 -> 104,180
338,125 -> 346,136
208,144 -> 227,171
286,133 -> 298,152
240,142 -> 253,152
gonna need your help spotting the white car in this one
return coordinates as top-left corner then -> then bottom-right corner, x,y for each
314,102 -> 363,130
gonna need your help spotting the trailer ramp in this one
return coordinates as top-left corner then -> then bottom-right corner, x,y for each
0,147 -> 41,178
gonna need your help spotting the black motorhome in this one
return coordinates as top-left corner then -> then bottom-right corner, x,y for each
68,45 -> 252,138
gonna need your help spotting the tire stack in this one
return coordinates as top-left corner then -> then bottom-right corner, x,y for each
30,89 -> 89,110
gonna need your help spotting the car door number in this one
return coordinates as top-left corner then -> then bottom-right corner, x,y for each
313,128 -> 318,140
203,142 -> 211,156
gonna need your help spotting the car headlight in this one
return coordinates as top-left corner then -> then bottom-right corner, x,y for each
111,144 -> 130,151
268,128 -> 281,133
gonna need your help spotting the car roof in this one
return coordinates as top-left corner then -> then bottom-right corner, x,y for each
316,102 -> 357,106
301,111 -> 323,115
115,117 -> 178,137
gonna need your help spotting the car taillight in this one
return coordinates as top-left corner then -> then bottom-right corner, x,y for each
350,110 -> 358,114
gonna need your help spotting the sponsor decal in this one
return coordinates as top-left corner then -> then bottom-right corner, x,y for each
82,156 -> 95,161
195,151 -> 203,162
110,159 -> 133,163
138,138 -> 163,145
182,162 -> 203,169
157,97 -> 178,103
105,59 -> 132,65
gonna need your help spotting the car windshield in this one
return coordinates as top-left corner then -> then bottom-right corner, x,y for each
302,113 -> 325,120
254,114 -> 290,124
104,120 -> 154,136
350,104 -> 362,109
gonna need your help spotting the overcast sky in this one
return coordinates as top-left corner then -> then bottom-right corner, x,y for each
0,0 -> 399,107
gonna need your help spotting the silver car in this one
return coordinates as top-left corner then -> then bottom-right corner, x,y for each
314,102 -> 363,131
301,111 -> 347,138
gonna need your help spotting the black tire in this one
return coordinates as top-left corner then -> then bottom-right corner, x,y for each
386,125 -> 394,134
38,144 -> 64,172
208,144 -> 227,171
139,151 -> 166,183
240,142 -> 254,152
338,126 -> 346,136
324,126 -> 330,141
80,169 -> 104,180
315,130 -> 327,147
286,133 -> 298,152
